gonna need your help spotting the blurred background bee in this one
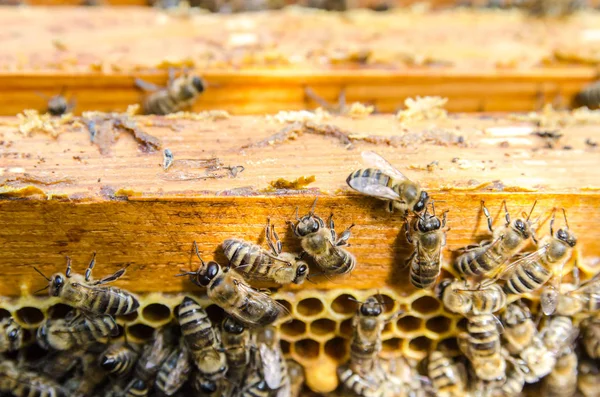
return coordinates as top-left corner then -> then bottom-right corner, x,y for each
177,244 -> 286,327
255,326 -> 288,393
455,200 -> 537,277
458,314 -> 506,382
574,80 -> 600,109
33,254 -> 139,317
36,311 -> 118,351
541,348 -> 578,397
427,349 -> 467,397
0,360 -> 68,397
581,314 -> 600,359
500,302 -> 537,355
286,359 -> 305,397
155,342 -> 191,396
578,359 -> 600,397
0,317 -> 23,353
437,279 -> 506,316
291,199 -> 356,276
37,88 -> 75,116
135,68 -> 206,115
221,316 -> 251,384
100,340 -> 140,379
552,267 -> 600,317
405,202 -> 448,289
222,218 -> 309,285
134,326 -> 177,384
347,151 -> 429,215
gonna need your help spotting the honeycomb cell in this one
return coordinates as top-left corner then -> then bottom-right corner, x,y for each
409,336 -> 432,352
15,307 -> 44,326
22,343 -> 48,361
128,323 -> 155,341
281,340 -> 291,355
331,294 -> 358,315
310,318 -> 336,336
383,321 -> 393,334
119,311 -> 139,322
294,339 -> 320,359
339,318 -> 353,337
382,337 -> 403,353
437,337 -> 459,354
297,298 -> 325,317
411,296 -> 440,314
324,337 -> 348,362
396,316 -> 422,332
375,294 -> 396,313
281,319 -> 307,337
426,316 -> 452,333
0,308 -> 11,320
47,303 -> 73,319
456,317 -> 468,332
141,303 -> 171,323
277,299 -> 293,315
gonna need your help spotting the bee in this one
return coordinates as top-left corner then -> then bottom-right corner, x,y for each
37,89 -> 75,116
542,349 -> 578,397
177,296 -> 227,380
222,218 -> 309,285
0,360 -> 67,397
454,200 -> 537,277
337,364 -> 386,397
540,316 -> 578,355
33,254 -> 139,317
500,209 -> 576,315
528,0 -> 585,17
437,279 -> 506,316
575,80 -> 600,109
286,359 -> 305,397
135,69 -> 206,115
63,345 -> 107,397
518,336 -> 556,383
221,316 -> 251,384
458,314 -> 506,381
291,199 -> 356,276
155,343 -> 192,396
36,312 -> 118,351
99,341 -> 140,378
0,317 -> 23,353
256,326 -> 288,391
350,297 -> 389,369
500,302 -> 537,355
472,360 -> 525,397
134,326 -> 177,382
236,368 -> 272,397
552,268 -> 600,316
405,202 -> 448,289
578,359 -> 600,397
581,315 -> 600,359
177,244 -> 286,327
427,350 -> 467,397
346,151 -> 429,215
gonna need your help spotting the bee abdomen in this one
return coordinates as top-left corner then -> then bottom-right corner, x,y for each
338,366 -> 384,397
347,168 -> 391,190
409,259 -> 441,289
222,239 -> 269,272
91,287 -> 139,316
504,261 -> 552,295
178,298 -> 214,352
316,249 -> 355,275
100,346 -> 138,377
575,81 -> 600,109
455,244 -> 501,277
155,348 -> 190,396
143,91 -> 177,116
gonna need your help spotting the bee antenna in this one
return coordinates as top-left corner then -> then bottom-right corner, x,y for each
309,196 -> 319,215
562,208 -> 569,229
347,296 -> 365,304
33,267 -> 51,282
33,285 -> 50,294
526,200 -> 537,221
175,270 -> 196,277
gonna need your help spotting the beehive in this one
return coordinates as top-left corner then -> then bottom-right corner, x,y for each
1,109 -> 599,393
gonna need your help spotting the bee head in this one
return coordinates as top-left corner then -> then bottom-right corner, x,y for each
198,380 -> 218,393
556,228 -> 577,247
294,214 -> 324,237
293,262 -> 309,284
222,317 -> 245,335
417,214 -> 441,233
48,95 -> 68,116
191,76 -> 205,93
180,85 -> 196,100
199,262 -> 220,287
131,379 -> 147,392
513,218 -> 530,238
413,191 -> 429,213
100,356 -> 118,371
434,279 -> 453,300
50,274 -> 66,297
359,297 -> 382,317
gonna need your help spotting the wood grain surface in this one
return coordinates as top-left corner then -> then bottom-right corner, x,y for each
0,111 -> 599,296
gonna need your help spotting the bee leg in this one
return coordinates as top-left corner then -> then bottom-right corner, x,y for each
265,218 -> 282,256
336,224 -> 355,246
84,252 -> 97,282
65,256 -> 72,278
404,251 -> 416,269
481,200 -> 494,233
328,213 -> 338,242
134,78 -> 162,92
93,265 -> 130,286
405,221 -> 413,244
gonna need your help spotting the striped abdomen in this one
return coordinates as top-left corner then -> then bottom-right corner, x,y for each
100,344 -> 139,377
314,247 -> 355,275
337,366 -> 384,397
542,351 -> 577,397
124,379 -> 149,397
72,315 -> 117,347
499,365 -> 525,397
542,316 -> 575,353
85,286 -> 140,316
575,81 -> 600,109
428,351 -> 464,397
143,90 -> 181,115
504,257 -> 552,295
222,239 -> 272,277
239,371 -> 271,397
472,284 -> 506,314
178,297 -> 216,353
466,315 -> 501,358
155,347 -> 191,396
455,241 -> 505,277
409,255 -> 441,289
12,373 -> 66,397
347,168 -> 394,191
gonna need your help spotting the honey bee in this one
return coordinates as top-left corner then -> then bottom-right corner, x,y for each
236,368 -> 272,397
337,364 -> 386,397
0,360 -> 67,397
437,279 -> 506,315
291,199 -> 356,276
472,360 -> 525,397
221,316 -> 251,384
135,69 -> 206,115
191,371 -> 227,396
0,317 -> 23,353
123,378 -> 149,397
155,343 -> 192,396
99,341 -> 140,378
37,89 -> 75,116
177,296 -> 227,380
552,268 -> 600,316
286,359 -> 305,397
455,201 -> 537,277
37,312 -> 118,351
256,326 -> 288,391
500,302 -> 536,355
134,326 -> 177,382
222,218 -> 309,285
578,359 -> 600,397
427,350 -> 467,397
540,315 -> 578,355
458,314 -> 506,381
575,80 -> 600,109
499,209 -> 576,315
581,315 -> 600,359
346,151 -> 429,215
405,202 -> 447,289
542,348 -> 578,397
518,336 -> 556,383
33,254 -> 139,317
350,296 -> 389,368
62,345 -> 107,397
177,244 -> 286,327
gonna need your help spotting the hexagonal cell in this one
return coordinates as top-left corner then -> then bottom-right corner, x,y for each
426,316 -> 452,334
331,294 -> 358,315
297,298 -> 325,317
437,337 -> 459,354
310,318 -> 336,336
118,311 -> 139,323
281,319 -> 307,337
15,307 -> 44,326
411,296 -> 440,315
276,299 -> 293,315
0,308 -> 11,320
456,317 -> 468,332
396,316 -> 422,332
383,321 -> 394,335
294,339 -> 320,360
281,340 -> 291,355
382,337 -> 403,353
142,303 -> 171,323
127,323 -> 155,341
339,318 -> 353,338
47,304 -> 73,320
409,336 -> 432,352
324,337 -> 348,362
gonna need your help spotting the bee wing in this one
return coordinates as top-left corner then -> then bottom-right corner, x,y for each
569,271 -> 600,296
347,179 -> 404,202
233,281 -> 291,325
491,245 -> 549,281
361,151 -> 410,181
259,343 -> 284,389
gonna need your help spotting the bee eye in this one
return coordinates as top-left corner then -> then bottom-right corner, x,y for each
360,305 -> 370,316
433,218 -> 441,229
8,330 -> 18,341
372,306 -> 382,316
297,265 -> 308,275
192,76 -> 205,93
515,219 -> 525,231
